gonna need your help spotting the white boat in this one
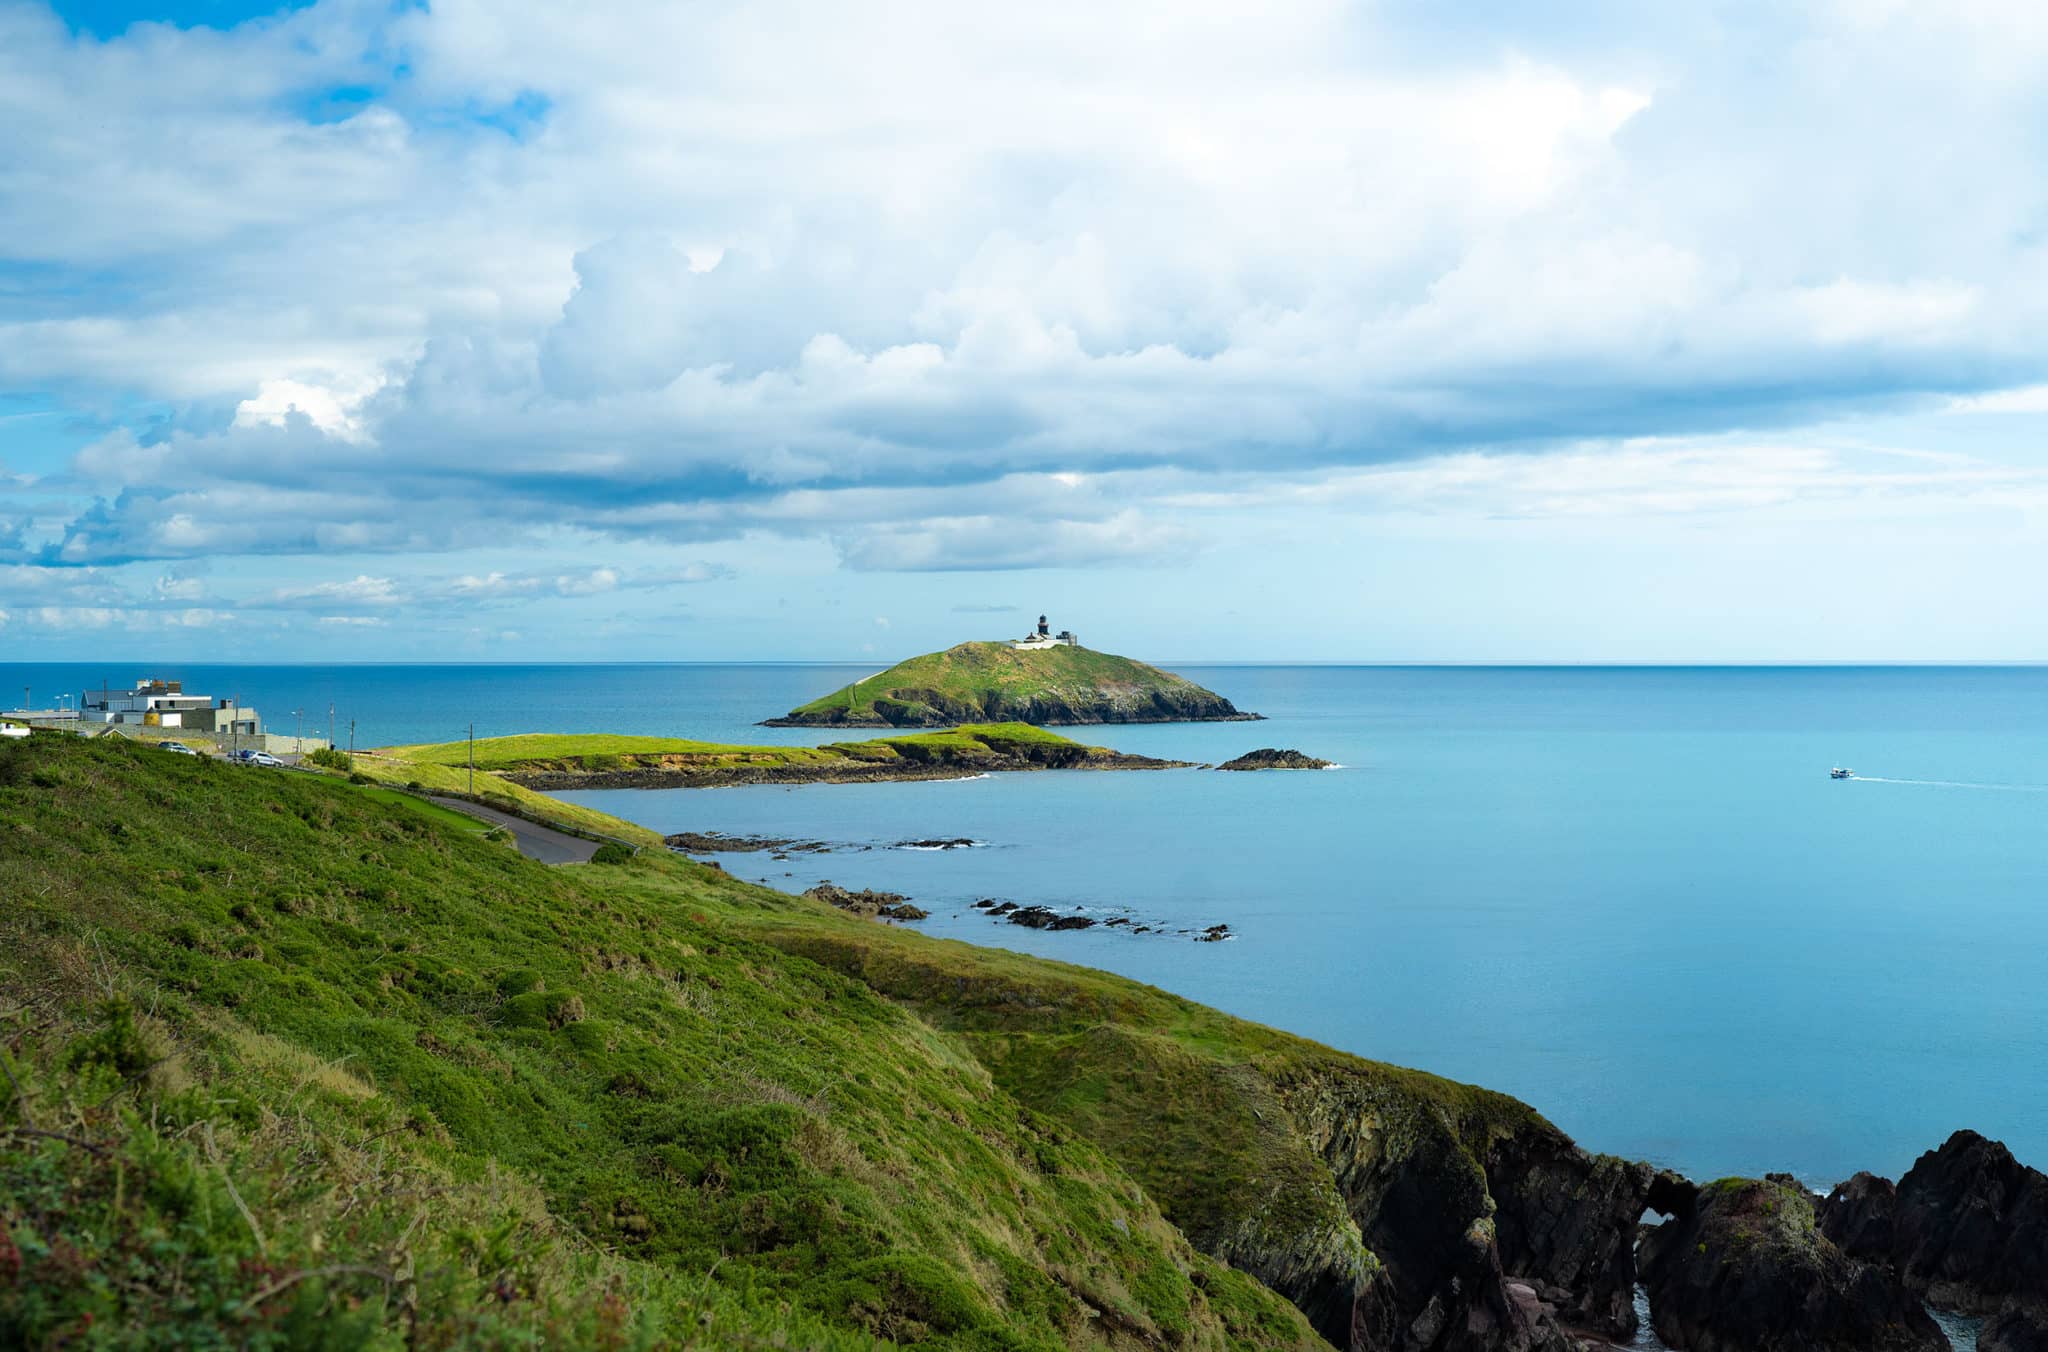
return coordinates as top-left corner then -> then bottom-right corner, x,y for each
1830,767 -> 1853,780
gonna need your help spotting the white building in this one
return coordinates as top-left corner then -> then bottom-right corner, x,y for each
1012,615 -> 1079,650
81,679 -> 263,738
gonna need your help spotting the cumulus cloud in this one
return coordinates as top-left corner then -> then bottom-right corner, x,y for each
8,0 -> 2048,582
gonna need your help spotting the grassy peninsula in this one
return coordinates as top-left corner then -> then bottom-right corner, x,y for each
0,734 -> 1660,1350
767,642 -> 1257,728
372,722 -> 1187,790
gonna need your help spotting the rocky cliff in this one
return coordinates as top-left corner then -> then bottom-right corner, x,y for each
1820,1130 -> 2048,1348
1820,1129 -> 2048,1313
1983,1300 -> 2048,1352
1637,1174 -> 1946,1352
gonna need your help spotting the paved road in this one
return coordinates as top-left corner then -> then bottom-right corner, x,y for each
427,795 -> 600,865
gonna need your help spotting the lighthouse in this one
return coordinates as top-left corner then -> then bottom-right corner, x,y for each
1013,616 -> 1080,650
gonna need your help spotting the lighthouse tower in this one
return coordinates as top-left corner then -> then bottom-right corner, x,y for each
1013,615 -> 1080,650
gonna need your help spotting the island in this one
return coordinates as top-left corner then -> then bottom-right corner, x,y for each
1217,748 -> 1334,770
764,616 -> 1259,727
370,722 -> 1190,790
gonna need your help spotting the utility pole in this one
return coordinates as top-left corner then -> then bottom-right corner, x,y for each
467,723 -> 475,795
328,701 -> 335,751
294,709 -> 304,754
349,719 -> 356,755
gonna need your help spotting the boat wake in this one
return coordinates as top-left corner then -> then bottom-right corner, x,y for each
1852,775 -> 2048,794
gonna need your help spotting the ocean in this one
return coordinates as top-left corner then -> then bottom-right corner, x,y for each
10,660 -> 2045,1201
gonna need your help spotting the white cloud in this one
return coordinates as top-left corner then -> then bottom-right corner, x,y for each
234,376 -> 381,441
8,0 -> 2048,613
270,574 -> 405,608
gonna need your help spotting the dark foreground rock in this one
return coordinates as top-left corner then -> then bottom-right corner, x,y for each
1638,1174 -> 1945,1352
1276,1068 -> 1660,1352
1983,1299 -> 2048,1352
1217,748 -> 1335,771
1820,1130 -> 2048,1313
802,881 -> 927,922
1489,1141 -> 1688,1339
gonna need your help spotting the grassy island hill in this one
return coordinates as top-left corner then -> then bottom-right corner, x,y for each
0,733 -> 1667,1351
370,722 -> 1187,790
767,641 -> 1259,728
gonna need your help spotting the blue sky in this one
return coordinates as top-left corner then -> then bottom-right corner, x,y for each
7,0 -> 2048,660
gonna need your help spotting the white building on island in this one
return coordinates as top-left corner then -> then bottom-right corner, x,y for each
1013,615 -> 1079,650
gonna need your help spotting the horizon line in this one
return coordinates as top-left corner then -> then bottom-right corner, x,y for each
7,658 -> 2048,669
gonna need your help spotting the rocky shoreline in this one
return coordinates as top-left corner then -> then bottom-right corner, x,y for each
513,746 -> 1189,790
764,697 -> 1263,728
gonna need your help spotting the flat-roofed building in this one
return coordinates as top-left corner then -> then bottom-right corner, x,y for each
80,679 -> 263,739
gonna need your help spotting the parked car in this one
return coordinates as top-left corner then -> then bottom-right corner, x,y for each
157,741 -> 199,756
229,748 -> 258,763
248,752 -> 285,767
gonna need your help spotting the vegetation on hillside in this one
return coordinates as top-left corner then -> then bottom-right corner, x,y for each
368,724 -> 1179,790
0,733 -> 1321,1349
767,644 -> 1254,728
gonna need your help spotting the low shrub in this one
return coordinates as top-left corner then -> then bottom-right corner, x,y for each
590,842 -> 635,866
305,746 -> 352,771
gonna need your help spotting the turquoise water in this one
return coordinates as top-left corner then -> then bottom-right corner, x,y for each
9,661 -> 2046,1196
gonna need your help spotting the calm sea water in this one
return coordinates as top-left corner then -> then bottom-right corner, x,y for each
9,662 -> 2045,1202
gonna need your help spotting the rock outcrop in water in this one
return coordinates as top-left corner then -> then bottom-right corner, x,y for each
1217,748 -> 1335,770
1820,1130 -> 2048,1312
802,881 -> 928,921
1637,1174 -> 1946,1352
1820,1129 -> 2048,1348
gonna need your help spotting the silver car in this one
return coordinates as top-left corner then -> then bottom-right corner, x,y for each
158,741 -> 199,756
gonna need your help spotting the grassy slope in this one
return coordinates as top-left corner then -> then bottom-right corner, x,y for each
784,645 -> 1224,724
0,734 -> 1320,1350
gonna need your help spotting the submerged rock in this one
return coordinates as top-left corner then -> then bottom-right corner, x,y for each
895,837 -> 978,849
666,831 -> 829,853
1216,748 -> 1335,771
1638,1174 -> 1945,1352
1820,1130 -> 2048,1313
1006,905 -> 1095,931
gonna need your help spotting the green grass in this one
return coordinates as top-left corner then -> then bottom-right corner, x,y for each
0,733 -> 1323,1350
370,724 -> 1127,784
350,785 -> 501,837
379,733 -> 847,772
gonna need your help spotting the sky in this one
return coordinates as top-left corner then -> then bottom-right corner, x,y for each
7,1 -> 2048,661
